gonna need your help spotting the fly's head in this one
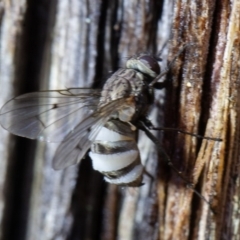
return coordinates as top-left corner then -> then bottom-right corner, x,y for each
126,53 -> 161,79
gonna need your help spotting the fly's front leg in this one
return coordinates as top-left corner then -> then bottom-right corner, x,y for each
150,43 -> 193,88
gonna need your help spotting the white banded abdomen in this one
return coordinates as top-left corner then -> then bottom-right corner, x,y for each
89,119 -> 143,186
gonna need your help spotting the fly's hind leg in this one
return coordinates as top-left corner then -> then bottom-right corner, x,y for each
142,118 -> 222,142
138,119 -> 215,210
141,167 -> 156,195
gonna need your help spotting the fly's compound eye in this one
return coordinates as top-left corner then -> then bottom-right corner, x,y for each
138,55 -> 161,77
126,54 -> 161,78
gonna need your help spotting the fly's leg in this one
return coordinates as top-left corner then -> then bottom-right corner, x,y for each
138,120 -> 215,211
155,40 -> 169,60
151,127 -> 222,141
150,43 -> 193,88
143,168 -> 154,181
148,43 -> 223,141
141,168 -> 156,195
143,118 -> 222,142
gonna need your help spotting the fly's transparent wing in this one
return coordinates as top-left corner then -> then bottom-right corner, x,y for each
0,88 -> 102,142
52,98 -> 127,170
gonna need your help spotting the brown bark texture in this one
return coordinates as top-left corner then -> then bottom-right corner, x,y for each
0,0 -> 239,240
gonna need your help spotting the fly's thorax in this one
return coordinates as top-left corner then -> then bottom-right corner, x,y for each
99,68 -> 152,123
89,119 -> 144,186
100,68 -> 144,104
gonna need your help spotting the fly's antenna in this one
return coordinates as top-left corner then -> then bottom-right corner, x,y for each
149,43 -> 193,87
138,120 -> 216,212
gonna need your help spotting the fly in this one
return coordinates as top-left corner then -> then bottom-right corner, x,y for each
0,47 -> 221,191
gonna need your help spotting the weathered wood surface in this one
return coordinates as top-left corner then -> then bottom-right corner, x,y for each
0,0 -> 239,240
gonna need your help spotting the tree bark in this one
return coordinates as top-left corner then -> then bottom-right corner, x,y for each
0,0 -> 239,240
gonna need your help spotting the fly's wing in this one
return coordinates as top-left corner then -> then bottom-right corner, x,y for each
0,88 -> 102,142
52,98 -> 127,170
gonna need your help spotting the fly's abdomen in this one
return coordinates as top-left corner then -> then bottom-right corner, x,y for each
89,120 -> 143,186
